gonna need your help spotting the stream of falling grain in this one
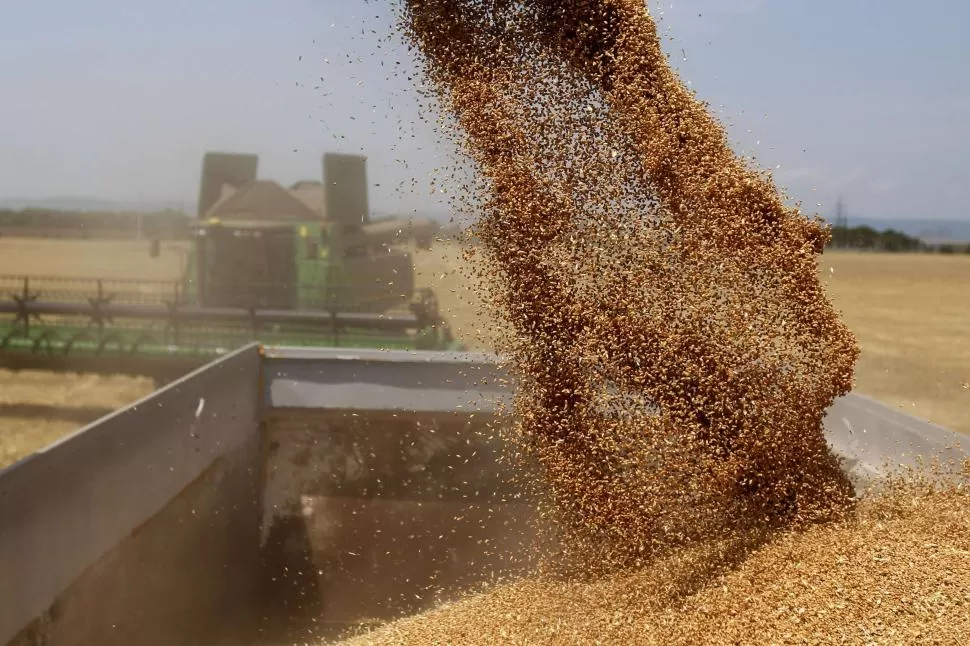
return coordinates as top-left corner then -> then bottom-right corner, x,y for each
401,0 -> 858,571
332,1 -> 969,643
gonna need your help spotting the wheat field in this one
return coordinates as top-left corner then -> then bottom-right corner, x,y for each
0,237 -> 967,468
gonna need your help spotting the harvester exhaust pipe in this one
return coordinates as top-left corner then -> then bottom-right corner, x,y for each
197,152 -> 259,218
323,153 -> 369,226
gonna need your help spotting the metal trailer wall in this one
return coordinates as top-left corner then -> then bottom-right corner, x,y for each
825,393 -> 967,487
262,346 -> 968,488
0,344 -> 264,646
262,347 -> 509,415
259,347 -> 540,640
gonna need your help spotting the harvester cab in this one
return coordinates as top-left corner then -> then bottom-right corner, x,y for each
187,151 -> 429,318
188,218 -> 303,310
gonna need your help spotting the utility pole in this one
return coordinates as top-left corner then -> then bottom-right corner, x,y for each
834,197 -> 847,249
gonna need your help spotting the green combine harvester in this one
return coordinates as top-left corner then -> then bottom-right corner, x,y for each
0,152 -> 458,380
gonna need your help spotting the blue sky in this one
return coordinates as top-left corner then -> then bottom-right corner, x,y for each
0,0 -> 967,222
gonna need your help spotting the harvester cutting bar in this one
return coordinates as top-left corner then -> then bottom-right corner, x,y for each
0,275 -> 458,377
0,300 -> 423,332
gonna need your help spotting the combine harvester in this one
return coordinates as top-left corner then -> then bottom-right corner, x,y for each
0,152 -> 456,382
0,340 -> 966,645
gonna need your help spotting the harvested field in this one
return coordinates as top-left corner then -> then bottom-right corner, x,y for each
410,240 -> 504,350
0,370 -> 155,468
0,237 -> 189,282
822,251 -> 970,435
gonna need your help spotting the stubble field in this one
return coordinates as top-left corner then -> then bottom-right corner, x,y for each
819,250 -> 969,434
0,237 -> 967,468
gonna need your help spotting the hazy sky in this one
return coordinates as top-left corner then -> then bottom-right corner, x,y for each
1,0 -> 968,222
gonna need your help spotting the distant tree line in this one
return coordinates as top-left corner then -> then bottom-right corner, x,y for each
0,208 -> 191,240
829,225 -> 921,251
1,209 -> 966,254
828,225 -> 970,253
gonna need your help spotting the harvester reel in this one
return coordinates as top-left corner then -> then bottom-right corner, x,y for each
10,278 -> 42,335
85,287 -> 116,334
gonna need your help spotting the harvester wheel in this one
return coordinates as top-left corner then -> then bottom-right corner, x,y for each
11,278 -> 42,334
247,307 -> 260,339
409,288 -> 441,329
